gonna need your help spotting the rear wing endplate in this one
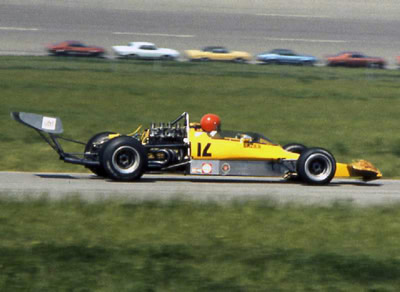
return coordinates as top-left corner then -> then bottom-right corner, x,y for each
11,112 -> 63,134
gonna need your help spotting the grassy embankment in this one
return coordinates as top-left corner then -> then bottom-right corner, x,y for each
1,56 -> 400,176
1,197 -> 400,291
2,57 -> 400,290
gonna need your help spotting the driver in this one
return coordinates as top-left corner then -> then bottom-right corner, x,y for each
200,113 -> 221,137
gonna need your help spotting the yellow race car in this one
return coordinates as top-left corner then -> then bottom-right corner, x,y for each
185,46 -> 251,63
12,112 -> 381,185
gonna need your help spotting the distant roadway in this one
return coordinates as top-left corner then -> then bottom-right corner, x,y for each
1,0 -> 400,66
1,172 -> 399,206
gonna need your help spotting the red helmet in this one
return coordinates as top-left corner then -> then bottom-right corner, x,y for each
200,113 -> 221,132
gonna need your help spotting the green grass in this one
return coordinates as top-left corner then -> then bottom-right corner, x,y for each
1,56 -> 400,176
1,196 -> 400,291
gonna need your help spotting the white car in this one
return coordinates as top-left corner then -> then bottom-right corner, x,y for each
112,42 -> 180,60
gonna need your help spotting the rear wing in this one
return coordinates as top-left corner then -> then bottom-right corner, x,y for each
11,112 -> 63,134
10,111 -> 100,167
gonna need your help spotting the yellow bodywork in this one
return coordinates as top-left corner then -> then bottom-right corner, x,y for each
336,160 -> 382,181
184,49 -> 251,62
189,128 -> 299,161
188,127 -> 382,180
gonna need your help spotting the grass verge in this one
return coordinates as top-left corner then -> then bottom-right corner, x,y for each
1,56 -> 400,176
1,196 -> 400,291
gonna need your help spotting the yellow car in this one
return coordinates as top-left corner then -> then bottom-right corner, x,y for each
12,112 -> 381,185
185,46 -> 251,63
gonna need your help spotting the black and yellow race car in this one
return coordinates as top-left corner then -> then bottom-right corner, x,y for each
11,112 -> 381,185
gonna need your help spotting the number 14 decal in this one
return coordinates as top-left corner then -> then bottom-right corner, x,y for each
197,143 -> 212,157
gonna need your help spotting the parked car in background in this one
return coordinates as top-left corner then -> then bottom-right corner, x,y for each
185,46 -> 251,63
397,56 -> 400,69
46,41 -> 105,57
326,52 -> 386,68
112,42 -> 180,60
256,49 -> 317,65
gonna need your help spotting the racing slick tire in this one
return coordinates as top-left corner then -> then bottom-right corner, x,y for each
283,143 -> 307,154
283,143 -> 307,181
84,131 -> 115,177
297,148 -> 336,185
100,136 -> 147,181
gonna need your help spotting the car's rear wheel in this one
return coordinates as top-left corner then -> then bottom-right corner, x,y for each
84,131 -> 115,177
90,52 -> 102,57
297,148 -> 336,185
100,136 -> 147,181
368,62 -> 384,69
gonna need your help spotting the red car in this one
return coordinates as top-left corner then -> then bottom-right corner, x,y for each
397,56 -> 400,68
46,41 -> 105,57
326,52 -> 385,68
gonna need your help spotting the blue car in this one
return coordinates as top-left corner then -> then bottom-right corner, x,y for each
256,49 -> 317,65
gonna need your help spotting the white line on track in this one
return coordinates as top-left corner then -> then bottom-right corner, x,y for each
256,13 -> 331,19
113,32 -> 194,38
263,37 -> 347,43
0,26 -> 40,31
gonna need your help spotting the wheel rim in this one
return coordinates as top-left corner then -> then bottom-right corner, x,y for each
111,146 -> 140,174
304,153 -> 333,182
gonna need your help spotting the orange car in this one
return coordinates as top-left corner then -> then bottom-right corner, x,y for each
326,52 -> 385,68
46,41 -> 105,57
397,56 -> 400,68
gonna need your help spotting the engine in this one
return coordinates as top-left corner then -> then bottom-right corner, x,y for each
148,122 -> 186,145
146,121 -> 188,170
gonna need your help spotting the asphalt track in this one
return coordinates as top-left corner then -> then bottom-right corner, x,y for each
1,1 -> 400,66
1,1 -> 399,203
1,172 -> 399,206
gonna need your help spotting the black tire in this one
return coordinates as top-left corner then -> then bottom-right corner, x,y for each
84,131 -> 115,177
264,60 -> 274,65
161,55 -> 174,61
283,143 -> 307,154
297,148 -> 336,185
55,50 -> 66,56
100,136 -> 147,181
90,52 -> 102,58
234,58 -> 245,63
302,61 -> 314,66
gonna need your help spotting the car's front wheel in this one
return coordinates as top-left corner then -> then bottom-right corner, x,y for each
100,136 -> 147,181
283,143 -> 307,154
297,148 -> 336,185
